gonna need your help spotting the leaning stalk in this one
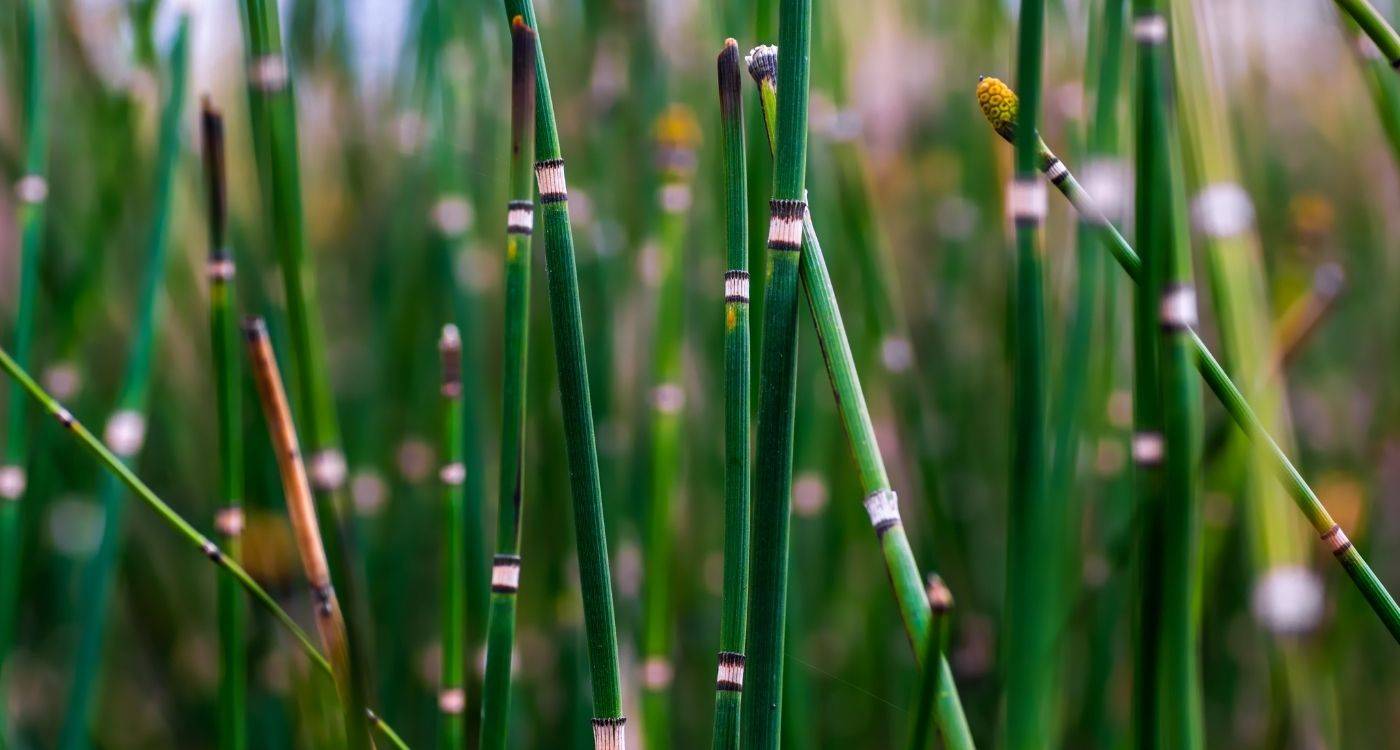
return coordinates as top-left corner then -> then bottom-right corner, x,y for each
233,3 -> 375,745
0,346 -> 410,749
201,100 -> 247,750
0,1 -> 48,737
710,39 -> 751,750
242,320 -> 358,735
59,19 -> 189,748
1334,0 -> 1400,66
495,5 -> 626,744
749,47 -> 975,749
976,80 -> 1400,642
479,18 -> 536,750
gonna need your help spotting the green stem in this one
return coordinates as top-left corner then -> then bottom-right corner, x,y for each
740,0 -> 813,743
1003,0 -> 1056,745
497,2 -> 625,740
60,20 -> 189,748
711,39 -> 751,750
751,48 -> 976,750
233,2 -> 375,746
480,18 -> 536,750
0,346 -> 411,749
439,327 -> 467,750
1335,0 -> 1400,67
0,1 -> 48,742
979,87 -> 1400,643
201,100 -> 248,750
906,577 -> 952,750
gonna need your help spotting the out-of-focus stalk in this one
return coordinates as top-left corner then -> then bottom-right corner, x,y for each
200,100 -> 248,750
438,325 -> 467,749
59,18 -> 189,749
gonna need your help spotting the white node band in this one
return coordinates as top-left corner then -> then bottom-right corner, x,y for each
661,183 -> 692,214
592,718 -> 626,750
767,213 -> 804,249
439,462 -> 466,486
1045,159 -> 1069,183
249,55 -> 289,91
1322,524 -> 1352,555
864,489 -> 901,533
507,204 -> 534,233
1007,179 -> 1047,223
491,557 -> 521,592
215,507 -> 246,536
652,383 -> 685,414
535,159 -> 567,201
1159,285 -> 1198,329
105,410 -> 147,456
1133,14 -> 1167,43
0,466 -> 26,500
724,271 -> 749,302
15,174 -> 48,204
1131,432 -> 1164,465
642,657 -> 674,688
715,652 -> 745,691
208,258 -> 236,281
309,450 -> 347,491
1191,182 -> 1255,239
881,337 -> 914,373
438,688 -> 466,714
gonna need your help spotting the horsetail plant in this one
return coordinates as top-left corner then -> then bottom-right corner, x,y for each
479,18 -> 536,750
0,343 -> 412,750
234,2 -> 376,744
710,38 -> 751,750
640,104 -> 700,749
0,1 -> 48,738
59,17 -> 188,748
437,325 -> 468,748
975,79 -> 1400,642
739,0 -> 815,744
1334,0 -> 1400,67
495,5 -> 626,744
748,46 -> 976,749
906,576 -> 952,750
1001,0 -> 1059,744
201,99 -> 247,750
242,318 -> 371,748
1135,3 -> 1205,745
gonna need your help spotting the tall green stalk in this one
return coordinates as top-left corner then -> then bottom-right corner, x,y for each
479,18 -> 535,750
740,0 -> 813,744
233,2 -> 374,745
750,47 -> 975,749
0,346 -> 411,750
710,39 -> 751,750
975,83 -> 1400,643
1001,0 -> 1057,744
201,101 -> 247,750
58,18 -> 188,748
496,3 -> 625,743
640,106 -> 698,749
438,325 -> 467,749
0,2 -> 47,742
1135,3 -> 1205,745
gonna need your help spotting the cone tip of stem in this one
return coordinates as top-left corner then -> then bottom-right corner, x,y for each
241,316 -> 267,341
745,44 -> 778,85
926,574 -> 953,613
975,75 -> 1017,143
511,14 -> 529,32
724,37 -> 738,50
